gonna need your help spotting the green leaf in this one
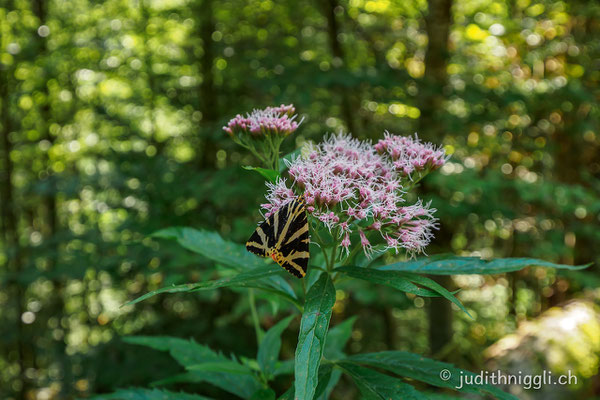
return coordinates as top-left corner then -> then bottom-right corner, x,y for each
336,266 -> 441,297
88,388 -> 214,400
379,255 -> 592,275
123,336 -> 214,363
313,364 -> 334,399
152,227 -> 264,270
400,273 -> 472,318
272,359 -> 294,377
279,364 -> 334,400
347,352 -> 517,400
338,362 -> 427,400
258,315 -> 294,377
125,264 -> 284,306
324,316 -> 357,359
315,368 -> 342,400
150,372 -> 200,387
123,336 -> 261,398
294,273 -> 336,400
188,361 -> 254,375
335,267 -> 471,317
243,165 -> 280,182
151,227 -> 297,299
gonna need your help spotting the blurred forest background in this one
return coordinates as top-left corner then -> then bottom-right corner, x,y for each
1,0 -> 599,399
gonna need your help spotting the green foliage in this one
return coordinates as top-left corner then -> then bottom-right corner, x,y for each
294,273 -> 336,400
337,362 -> 425,400
313,364 -> 336,400
151,227 -> 267,272
89,388 -> 214,400
347,352 -> 518,400
336,267 -> 472,317
258,315 -> 294,378
379,255 -> 592,275
150,226 -> 297,303
323,317 -> 357,360
124,264 -> 285,306
188,361 -> 255,376
123,336 -> 262,398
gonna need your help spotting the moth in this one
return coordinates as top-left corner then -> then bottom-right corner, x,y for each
246,195 -> 309,278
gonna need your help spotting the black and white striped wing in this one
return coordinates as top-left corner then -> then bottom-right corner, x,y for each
273,199 -> 309,278
245,216 -> 275,258
246,197 -> 310,278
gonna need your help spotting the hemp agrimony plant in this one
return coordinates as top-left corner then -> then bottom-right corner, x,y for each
97,105 -> 586,400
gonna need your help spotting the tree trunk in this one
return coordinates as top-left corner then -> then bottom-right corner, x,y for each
419,0 -> 454,356
321,0 -> 356,134
32,0 -> 66,393
32,0 -> 59,248
0,44 -> 27,400
418,0 -> 452,142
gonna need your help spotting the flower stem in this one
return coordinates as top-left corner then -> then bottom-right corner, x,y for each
264,135 -> 282,172
327,227 -> 341,273
311,226 -> 329,267
343,243 -> 363,266
273,138 -> 281,172
239,140 -> 268,165
248,289 -> 263,346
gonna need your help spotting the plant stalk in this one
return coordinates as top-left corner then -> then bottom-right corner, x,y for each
248,289 -> 263,345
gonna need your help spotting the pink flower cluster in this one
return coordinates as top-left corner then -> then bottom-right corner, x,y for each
223,104 -> 302,137
375,131 -> 447,177
263,133 -> 446,257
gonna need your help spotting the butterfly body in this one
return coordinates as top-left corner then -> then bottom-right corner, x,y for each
246,196 -> 309,278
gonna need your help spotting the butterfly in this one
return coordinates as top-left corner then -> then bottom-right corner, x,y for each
246,195 -> 310,278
